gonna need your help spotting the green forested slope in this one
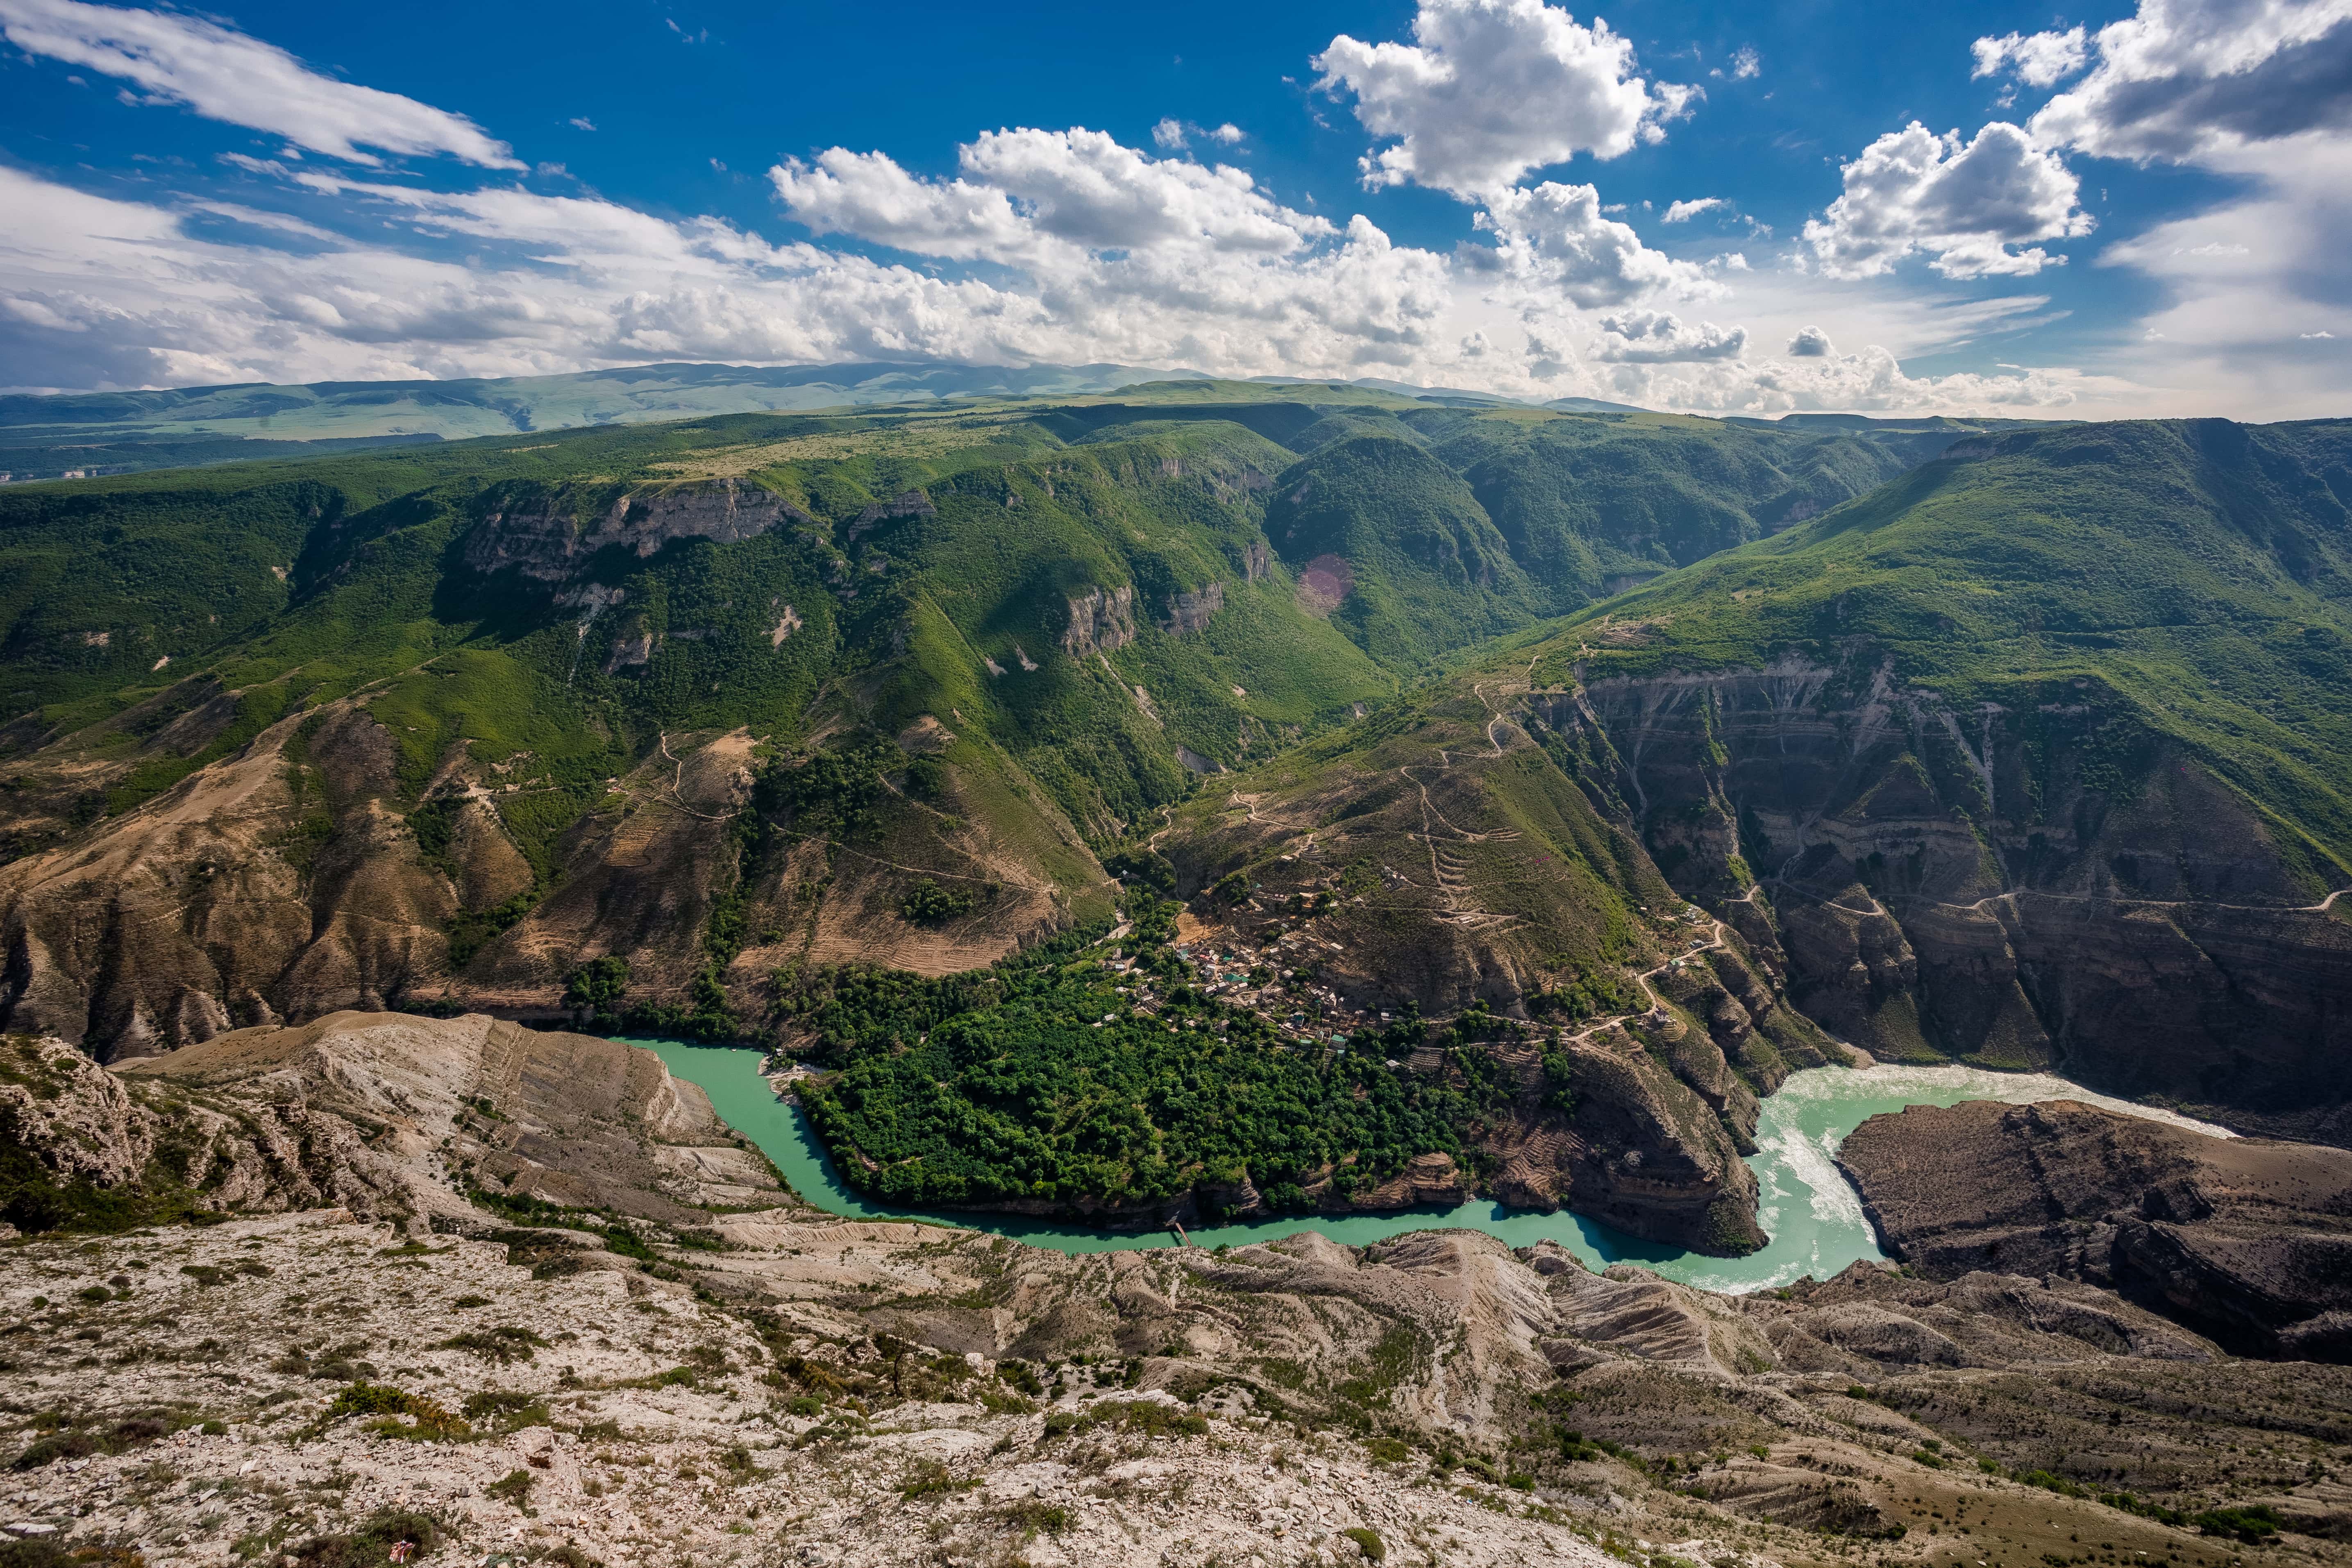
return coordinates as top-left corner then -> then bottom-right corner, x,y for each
1438,413 -> 1918,597
1533,417 -> 2352,870
0,387 -> 1965,844
1262,434 -> 1543,665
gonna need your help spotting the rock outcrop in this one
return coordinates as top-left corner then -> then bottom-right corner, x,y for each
0,1011 -> 780,1234
1839,1098 -> 2352,1360
464,478 -> 810,583
1059,584 -> 1136,657
846,486 -> 937,540
1158,579 -> 1225,634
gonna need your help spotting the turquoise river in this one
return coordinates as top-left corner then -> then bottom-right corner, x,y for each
634,1041 -> 2231,1294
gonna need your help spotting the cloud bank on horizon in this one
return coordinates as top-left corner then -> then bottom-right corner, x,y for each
0,0 -> 2346,418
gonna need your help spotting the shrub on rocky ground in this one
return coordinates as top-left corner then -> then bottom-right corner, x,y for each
12,1410 -> 180,1470
459,1392 -> 549,1434
992,1499 -> 1070,1541
321,1385 -> 469,1443
289,1510 -> 441,1568
0,1539 -> 145,1568
434,1327 -> 547,1365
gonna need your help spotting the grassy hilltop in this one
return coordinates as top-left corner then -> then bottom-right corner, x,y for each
0,382 -> 1981,846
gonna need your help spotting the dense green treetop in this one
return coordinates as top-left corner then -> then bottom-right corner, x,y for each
783,903 -> 1546,1214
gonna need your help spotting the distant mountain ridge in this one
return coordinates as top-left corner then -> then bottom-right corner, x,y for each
0,361 -> 1218,480
4,358 -> 2013,483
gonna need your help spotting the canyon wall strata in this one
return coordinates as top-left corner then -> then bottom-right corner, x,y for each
1560,659 -> 2352,1141
1156,685 -> 1854,1255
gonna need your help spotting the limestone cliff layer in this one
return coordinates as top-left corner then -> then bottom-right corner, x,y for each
464,477 -> 812,583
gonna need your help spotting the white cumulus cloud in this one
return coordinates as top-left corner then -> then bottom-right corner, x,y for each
772,149 -> 1033,263
773,129 -> 1330,265
1150,120 -> 1244,150
0,2 -> 2225,424
1803,120 -> 2091,278
2044,1 -> 2352,417
1971,26 -> 2091,87
1663,197 -> 1727,223
14,131 -> 2089,417
2029,0 -> 2352,163
1592,310 -> 1746,361
1312,0 -> 1696,199
0,156 -> 1456,391
0,0 -> 521,168
1477,182 -> 1717,307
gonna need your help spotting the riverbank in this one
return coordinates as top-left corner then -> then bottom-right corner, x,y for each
637,1039 -> 2234,1293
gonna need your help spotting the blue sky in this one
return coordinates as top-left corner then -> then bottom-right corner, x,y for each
1,0 -> 2346,417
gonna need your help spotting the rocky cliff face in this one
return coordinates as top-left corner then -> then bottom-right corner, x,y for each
464,478 -> 811,584
1059,584 -> 1136,657
1062,577 -> 1235,654
1467,1024 -> 1774,1253
846,486 -> 936,540
1562,658 -> 2352,1141
1839,1098 -> 2352,1362
1158,640 -> 2352,1157
0,1011 -> 778,1236
1158,579 -> 1225,634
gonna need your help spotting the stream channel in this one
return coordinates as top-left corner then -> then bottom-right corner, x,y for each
634,1040 -> 2231,1294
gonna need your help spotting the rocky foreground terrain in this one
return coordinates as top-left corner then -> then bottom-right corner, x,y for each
1,1014 -> 2350,1567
